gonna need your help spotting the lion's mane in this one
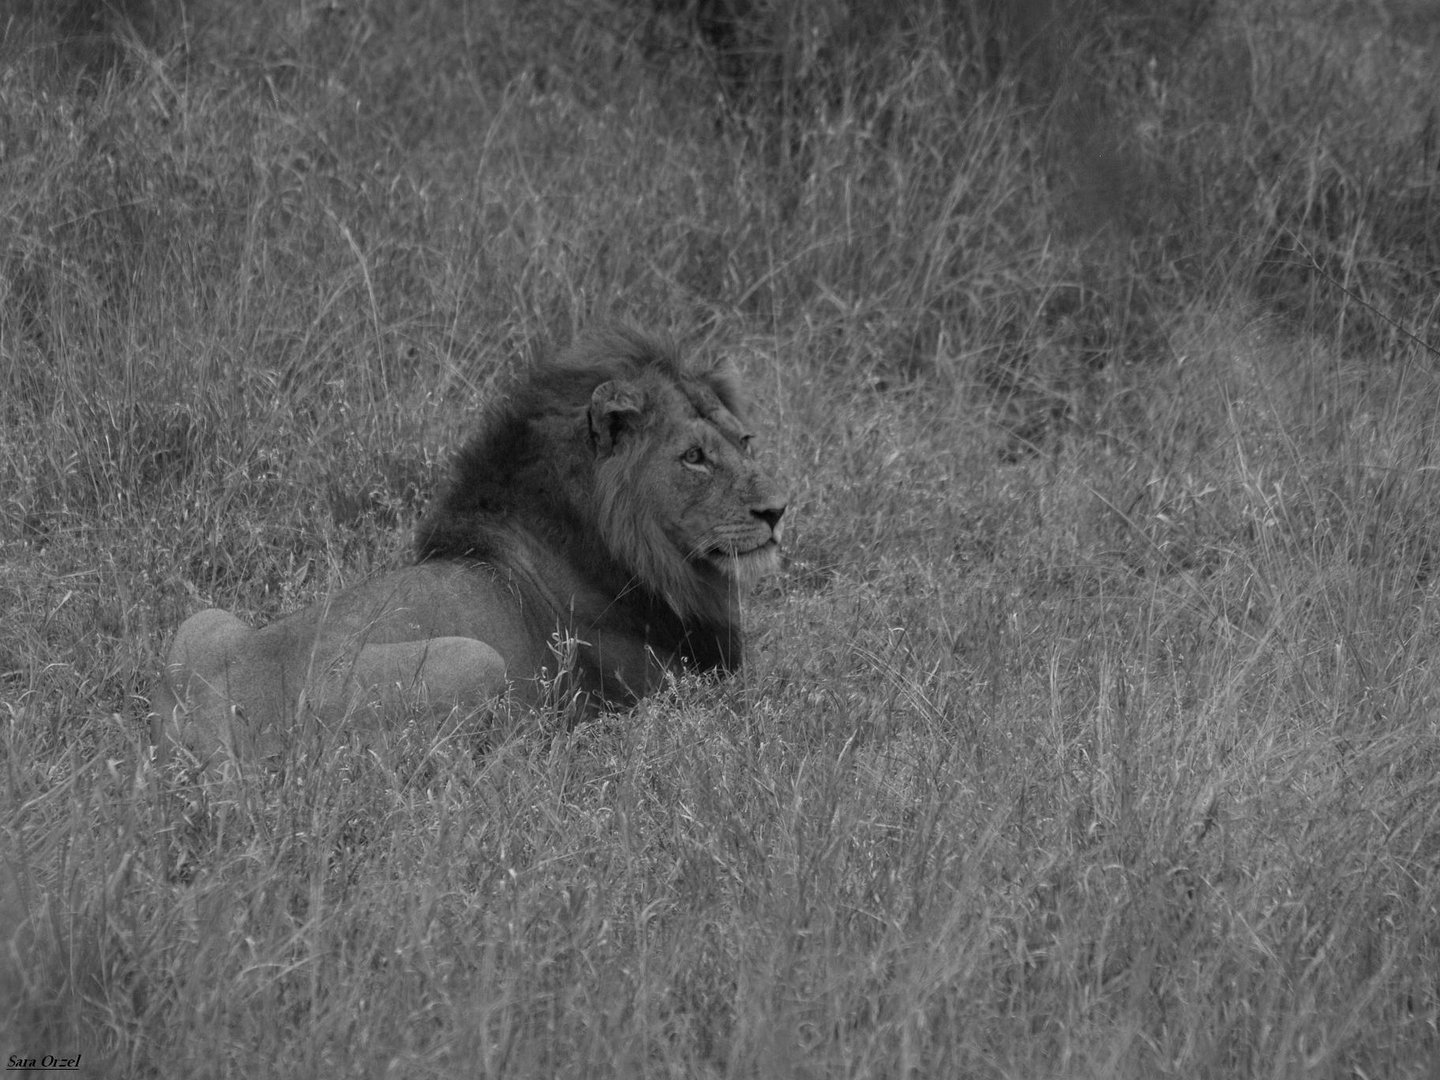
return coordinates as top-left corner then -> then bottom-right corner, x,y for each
414,324 -> 751,701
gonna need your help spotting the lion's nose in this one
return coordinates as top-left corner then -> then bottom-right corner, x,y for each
753,504 -> 786,532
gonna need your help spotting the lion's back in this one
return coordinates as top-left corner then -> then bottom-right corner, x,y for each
295,561 -> 548,673
155,561 -> 551,765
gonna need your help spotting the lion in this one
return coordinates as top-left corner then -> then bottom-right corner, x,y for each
151,324 -> 787,767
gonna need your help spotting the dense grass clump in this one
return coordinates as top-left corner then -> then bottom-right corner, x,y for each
4,0 -> 1440,1076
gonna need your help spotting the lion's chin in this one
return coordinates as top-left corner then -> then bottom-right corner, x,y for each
710,541 -> 783,584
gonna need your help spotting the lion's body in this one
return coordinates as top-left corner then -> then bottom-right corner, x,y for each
153,325 -> 786,767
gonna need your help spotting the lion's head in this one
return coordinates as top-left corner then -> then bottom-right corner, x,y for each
415,324 -> 787,682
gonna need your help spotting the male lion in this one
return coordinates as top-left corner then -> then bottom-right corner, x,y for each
152,324 -> 787,767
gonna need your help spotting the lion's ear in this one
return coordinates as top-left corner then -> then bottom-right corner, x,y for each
588,380 -> 647,455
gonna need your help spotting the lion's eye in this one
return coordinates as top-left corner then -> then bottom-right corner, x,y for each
681,446 -> 706,467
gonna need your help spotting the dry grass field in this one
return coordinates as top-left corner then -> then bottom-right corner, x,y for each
4,0 -> 1440,1076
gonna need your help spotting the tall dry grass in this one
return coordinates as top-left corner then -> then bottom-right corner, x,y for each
3,0 -> 1440,1076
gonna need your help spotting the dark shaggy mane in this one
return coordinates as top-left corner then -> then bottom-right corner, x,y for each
414,323 -> 744,567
